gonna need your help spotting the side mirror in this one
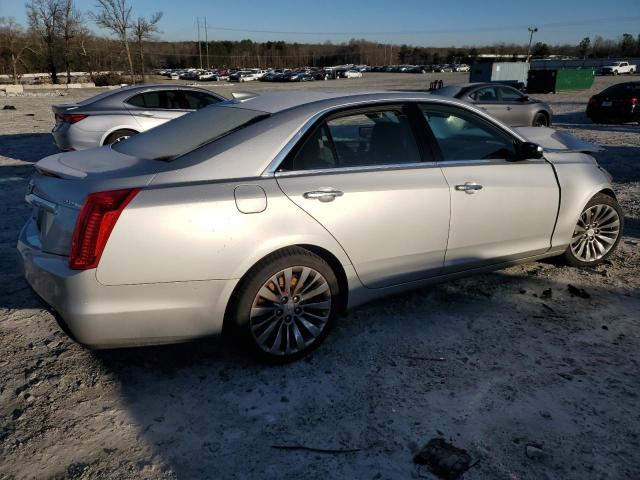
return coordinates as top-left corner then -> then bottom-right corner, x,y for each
517,142 -> 544,160
520,95 -> 530,102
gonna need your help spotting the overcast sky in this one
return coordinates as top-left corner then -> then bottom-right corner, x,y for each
1,0 -> 638,46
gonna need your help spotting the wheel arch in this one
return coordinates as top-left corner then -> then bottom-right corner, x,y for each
100,126 -> 140,146
534,109 -> 551,125
222,244 -> 350,334
597,188 -> 617,200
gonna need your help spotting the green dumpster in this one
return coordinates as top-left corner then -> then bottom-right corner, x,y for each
555,69 -> 595,91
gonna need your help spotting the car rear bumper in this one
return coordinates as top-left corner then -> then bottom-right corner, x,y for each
17,218 -> 236,348
51,124 -> 102,151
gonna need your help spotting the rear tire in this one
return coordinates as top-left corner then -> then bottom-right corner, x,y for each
226,247 -> 340,363
561,193 -> 623,267
532,112 -> 549,127
104,129 -> 138,145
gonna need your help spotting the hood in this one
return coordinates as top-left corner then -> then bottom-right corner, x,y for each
513,127 -> 603,153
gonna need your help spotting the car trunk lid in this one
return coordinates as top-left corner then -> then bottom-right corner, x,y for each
27,148 -> 161,256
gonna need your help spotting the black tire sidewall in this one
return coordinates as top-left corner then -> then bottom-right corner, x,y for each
228,247 -> 340,362
533,112 -> 548,127
563,193 -> 624,267
105,129 -> 137,145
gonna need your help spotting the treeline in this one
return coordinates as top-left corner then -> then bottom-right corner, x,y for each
1,1 -> 639,84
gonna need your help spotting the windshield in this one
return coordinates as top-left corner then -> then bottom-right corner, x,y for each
113,103 -> 269,161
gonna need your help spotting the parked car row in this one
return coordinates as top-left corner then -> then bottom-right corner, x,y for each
369,64 -> 470,73
154,66 -> 365,83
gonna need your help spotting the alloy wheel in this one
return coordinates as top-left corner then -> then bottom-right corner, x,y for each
249,266 -> 332,356
570,204 -> 621,262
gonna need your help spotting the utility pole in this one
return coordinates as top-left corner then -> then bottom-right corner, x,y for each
526,26 -> 538,62
204,17 -> 209,69
197,17 -> 203,69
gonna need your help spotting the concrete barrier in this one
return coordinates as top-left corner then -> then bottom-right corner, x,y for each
22,82 -> 96,90
0,85 -> 25,94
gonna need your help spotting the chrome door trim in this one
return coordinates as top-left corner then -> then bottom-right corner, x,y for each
274,161 -> 440,179
262,97 -> 530,177
25,193 -> 58,214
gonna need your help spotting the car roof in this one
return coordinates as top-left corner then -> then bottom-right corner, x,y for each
223,90 -> 446,114
80,84 -> 223,107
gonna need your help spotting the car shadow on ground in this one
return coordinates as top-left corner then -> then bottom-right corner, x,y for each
0,133 -> 58,163
553,111 -> 639,131
593,145 -> 640,184
85,268 -> 639,479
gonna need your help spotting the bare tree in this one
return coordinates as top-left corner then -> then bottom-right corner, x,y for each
132,11 -> 162,83
59,0 -> 82,84
91,0 -> 135,82
26,0 -> 60,84
0,17 -> 32,84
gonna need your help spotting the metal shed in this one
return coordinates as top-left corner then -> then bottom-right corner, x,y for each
469,62 -> 531,88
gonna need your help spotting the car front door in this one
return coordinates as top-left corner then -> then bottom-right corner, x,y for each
418,104 -> 559,272
126,90 -> 193,131
275,105 -> 451,288
468,86 -> 508,123
496,86 -> 530,126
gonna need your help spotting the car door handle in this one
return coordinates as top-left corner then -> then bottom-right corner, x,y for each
455,182 -> 483,194
506,106 -> 512,111
303,189 -> 344,202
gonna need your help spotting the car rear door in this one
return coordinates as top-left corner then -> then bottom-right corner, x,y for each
275,104 -> 451,288
417,103 -> 559,272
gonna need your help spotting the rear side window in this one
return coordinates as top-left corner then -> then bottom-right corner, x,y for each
420,105 -> 516,161
282,108 -> 421,171
127,90 -> 219,110
127,91 -> 166,108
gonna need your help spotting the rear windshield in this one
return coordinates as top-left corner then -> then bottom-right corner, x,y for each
600,82 -> 640,96
112,103 -> 269,161
429,86 -> 464,98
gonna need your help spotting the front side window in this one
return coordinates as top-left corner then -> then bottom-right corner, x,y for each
420,106 -> 517,161
283,108 -> 421,171
470,87 -> 499,102
498,86 -> 524,102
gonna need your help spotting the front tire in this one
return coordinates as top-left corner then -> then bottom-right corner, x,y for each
532,112 -> 549,127
227,247 -> 340,362
562,193 -> 623,267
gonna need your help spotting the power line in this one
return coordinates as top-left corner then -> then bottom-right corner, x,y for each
201,16 -> 640,36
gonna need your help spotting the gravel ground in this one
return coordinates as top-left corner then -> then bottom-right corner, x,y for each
0,73 -> 639,480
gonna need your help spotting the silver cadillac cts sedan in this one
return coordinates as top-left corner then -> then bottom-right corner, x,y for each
18,91 -> 623,361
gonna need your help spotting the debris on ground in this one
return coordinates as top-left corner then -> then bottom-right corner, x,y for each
568,284 -> 591,299
413,438 -> 473,480
271,444 -> 361,454
525,443 -> 545,460
2,105 -> 16,110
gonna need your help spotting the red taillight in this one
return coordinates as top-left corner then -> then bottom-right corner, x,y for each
588,97 -> 597,106
69,188 -> 140,270
631,97 -> 638,106
62,113 -> 88,124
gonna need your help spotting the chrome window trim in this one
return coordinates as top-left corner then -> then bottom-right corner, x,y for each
262,97 -> 528,177
274,161 -> 439,178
